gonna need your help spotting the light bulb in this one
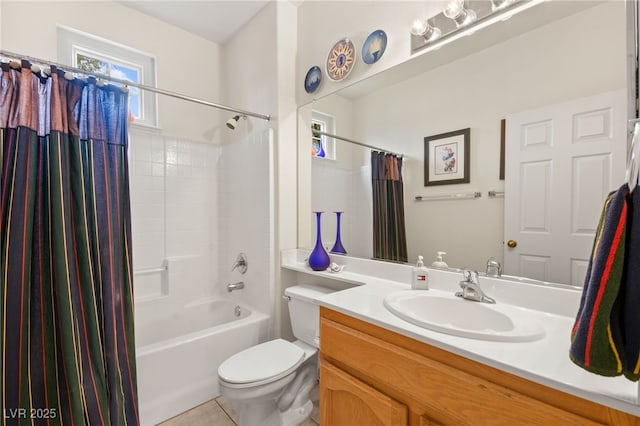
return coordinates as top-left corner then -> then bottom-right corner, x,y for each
443,0 -> 464,19
411,19 -> 428,36
410,19 -> 441,42
443,0 -> 476,27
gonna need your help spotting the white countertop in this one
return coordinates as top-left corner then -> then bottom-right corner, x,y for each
281,249 -> 640,417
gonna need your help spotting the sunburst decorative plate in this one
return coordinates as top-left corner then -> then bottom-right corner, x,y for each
326,38 -> 356,82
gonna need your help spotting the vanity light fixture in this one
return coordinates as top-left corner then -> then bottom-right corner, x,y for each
491,0 -> 514,11
410,0 -> 544,55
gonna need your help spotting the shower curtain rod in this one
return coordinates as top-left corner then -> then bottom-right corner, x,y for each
0,49 -> 271,122
313,130 -> 402,157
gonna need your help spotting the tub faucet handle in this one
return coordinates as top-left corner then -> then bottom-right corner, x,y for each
231,252 -> 248,274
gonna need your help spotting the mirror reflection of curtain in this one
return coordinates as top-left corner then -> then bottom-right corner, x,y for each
1,61 -> 139,424
372,151 -> 408,263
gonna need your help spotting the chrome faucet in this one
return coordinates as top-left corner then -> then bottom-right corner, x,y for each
227,281 -> 245,292
485,257 -> 502,277
455,269 -> 495,304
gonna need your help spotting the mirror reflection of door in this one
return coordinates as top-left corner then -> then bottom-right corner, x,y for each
504,90 -> 626,286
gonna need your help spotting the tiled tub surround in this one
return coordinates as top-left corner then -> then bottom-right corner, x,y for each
128,127 -> 274,425
281,249 -> 640,417
128,128 -> 220,303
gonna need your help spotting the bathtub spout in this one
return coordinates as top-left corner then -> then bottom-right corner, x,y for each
227,281 -> 245,292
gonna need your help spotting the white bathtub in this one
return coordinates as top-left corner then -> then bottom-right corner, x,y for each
135,299 -> 269,425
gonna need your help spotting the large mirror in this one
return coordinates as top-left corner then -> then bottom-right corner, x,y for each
298,0 -> 628,287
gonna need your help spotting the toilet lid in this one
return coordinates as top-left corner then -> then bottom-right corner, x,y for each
218,339 -> 305,385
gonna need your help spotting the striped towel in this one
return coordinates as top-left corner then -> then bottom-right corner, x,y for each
621,184 -> 640,381
570,184 -> 628,377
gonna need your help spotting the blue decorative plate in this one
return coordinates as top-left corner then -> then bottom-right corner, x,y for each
362,30 -> 387,65
304,66 -> 322,94
326,38 -> 356,81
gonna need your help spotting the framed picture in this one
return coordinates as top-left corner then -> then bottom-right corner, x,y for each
424,128 -> 470,186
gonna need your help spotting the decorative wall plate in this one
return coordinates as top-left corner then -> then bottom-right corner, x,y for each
326,38 -> 356,81
304,66 -> 322,94
362,30 -> 387,65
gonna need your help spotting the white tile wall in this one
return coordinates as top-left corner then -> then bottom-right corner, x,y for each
129,128 -> 220,303
129,126 -> 273,330
129,131 -> 166,275
217,129 -> 273,316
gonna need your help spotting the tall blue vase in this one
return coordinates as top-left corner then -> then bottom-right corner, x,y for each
309,211 -> 330,271
330,211 -> 347,255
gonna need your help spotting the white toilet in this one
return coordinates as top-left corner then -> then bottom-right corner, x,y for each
217,284 -> 333,426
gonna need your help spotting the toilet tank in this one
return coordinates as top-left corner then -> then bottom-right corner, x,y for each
285,284 -> 335,348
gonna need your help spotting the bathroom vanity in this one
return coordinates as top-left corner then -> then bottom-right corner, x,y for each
320,307 -> 637,425
281,250 -> 640,425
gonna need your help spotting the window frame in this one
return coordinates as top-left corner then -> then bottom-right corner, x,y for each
311,111 -> 336,160
57,25 -> 159,128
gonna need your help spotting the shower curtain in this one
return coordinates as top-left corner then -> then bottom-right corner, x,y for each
372,151 -> 408,263
1,61 -> 139,424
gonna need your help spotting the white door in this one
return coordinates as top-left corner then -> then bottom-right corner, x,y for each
504,90 -> 626,286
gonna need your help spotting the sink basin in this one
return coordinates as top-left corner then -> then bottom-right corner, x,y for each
383,291 -> 545,342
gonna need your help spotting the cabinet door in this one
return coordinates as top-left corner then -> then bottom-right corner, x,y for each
320,360 -> 408,426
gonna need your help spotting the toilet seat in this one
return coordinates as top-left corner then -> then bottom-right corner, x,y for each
218,339 -> 305,388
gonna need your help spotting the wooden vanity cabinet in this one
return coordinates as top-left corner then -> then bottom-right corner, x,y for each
321,361 -> 408,425
319,307 -> 640,426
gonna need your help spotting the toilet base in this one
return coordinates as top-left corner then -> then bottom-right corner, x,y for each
231,397 -> 313,426
224,365 -> 317,426
252,399 -> 313,426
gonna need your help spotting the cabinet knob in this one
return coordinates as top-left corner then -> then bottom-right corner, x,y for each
507,240 -> 518,248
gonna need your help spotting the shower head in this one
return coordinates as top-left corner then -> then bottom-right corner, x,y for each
226,114 -> 246,130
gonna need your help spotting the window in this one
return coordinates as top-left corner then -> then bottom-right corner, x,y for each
57,26 -> 158,128
311,111 -> 335,160
311,120 -> 326,158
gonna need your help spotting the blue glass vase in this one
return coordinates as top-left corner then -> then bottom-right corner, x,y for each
330,211 -> 347,255
309,211 -> 330,271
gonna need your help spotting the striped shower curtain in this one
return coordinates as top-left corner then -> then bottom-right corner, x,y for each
1,61 -> 139,424
372,151 -> 408,263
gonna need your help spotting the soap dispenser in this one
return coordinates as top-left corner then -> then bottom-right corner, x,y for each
412,256 -> 429,290
431,251 -> 448,268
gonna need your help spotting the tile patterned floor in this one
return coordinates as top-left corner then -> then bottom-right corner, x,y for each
158,397 -> 319,426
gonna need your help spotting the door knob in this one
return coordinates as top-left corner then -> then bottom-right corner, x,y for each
507,240 -> 517,248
